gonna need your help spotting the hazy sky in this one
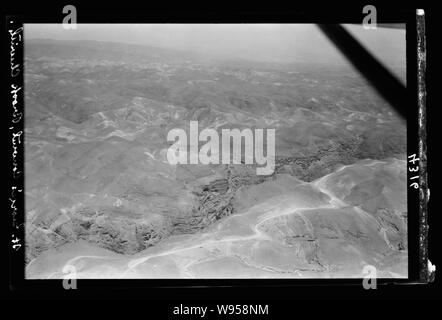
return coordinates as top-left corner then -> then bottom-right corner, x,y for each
25,24 -> 406,71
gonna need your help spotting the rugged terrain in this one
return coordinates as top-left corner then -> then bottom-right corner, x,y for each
24,39 -> 407,278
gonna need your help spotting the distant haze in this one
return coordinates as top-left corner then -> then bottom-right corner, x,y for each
25,23 -> 405,73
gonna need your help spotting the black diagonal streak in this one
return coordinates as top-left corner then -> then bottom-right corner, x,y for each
318,24 -> 407,119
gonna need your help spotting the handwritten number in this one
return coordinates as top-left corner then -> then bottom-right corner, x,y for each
408,154 -> 420,189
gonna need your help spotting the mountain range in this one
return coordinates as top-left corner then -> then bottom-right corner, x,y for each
24,39 -> 407,278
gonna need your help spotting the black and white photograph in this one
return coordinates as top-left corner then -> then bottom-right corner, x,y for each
22,23 -> 409,279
